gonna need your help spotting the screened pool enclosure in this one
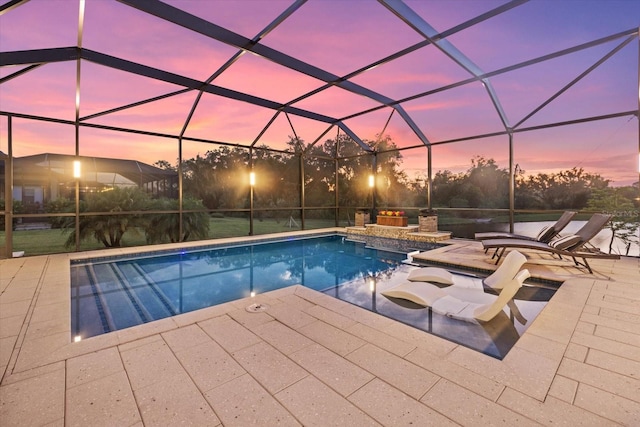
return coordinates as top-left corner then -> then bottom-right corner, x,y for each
1,0 -> 639,257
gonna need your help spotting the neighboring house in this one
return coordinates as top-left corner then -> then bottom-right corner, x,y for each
1,153 -> 177,211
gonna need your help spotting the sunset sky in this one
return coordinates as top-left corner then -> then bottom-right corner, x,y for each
1,0 -> 639,185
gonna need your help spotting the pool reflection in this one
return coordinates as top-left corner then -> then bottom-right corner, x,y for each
323,266 -> 555,360
71,235 -> 554,359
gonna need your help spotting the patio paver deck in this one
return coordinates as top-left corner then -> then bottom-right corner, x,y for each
1,230 -> 638,426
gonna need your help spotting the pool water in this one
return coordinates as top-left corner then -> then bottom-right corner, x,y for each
70,234 -> 555,359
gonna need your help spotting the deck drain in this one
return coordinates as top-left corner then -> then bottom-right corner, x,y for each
246,303 -> 270,313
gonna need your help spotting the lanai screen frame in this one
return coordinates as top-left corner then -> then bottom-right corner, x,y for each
1,0 -> 639,256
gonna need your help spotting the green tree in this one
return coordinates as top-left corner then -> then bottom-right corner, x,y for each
46,197 -> 74,229
587,187 -> 639,254
0,199 -> 24,231
253,142 -> 299,214
64,187 -> 149,248
517,167 -> 609,209
323,134 -> 373,210
432,169 -> 466,207
182,147 -> 250,210
145,197 -> 210,243
304,142 -> 336,209
465,156 -> 509,208
373,135 -> 411,208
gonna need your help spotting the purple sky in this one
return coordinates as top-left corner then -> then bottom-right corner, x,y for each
1,0 -> 639,185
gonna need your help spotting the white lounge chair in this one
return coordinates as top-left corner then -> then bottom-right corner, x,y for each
436,270 -> 530,323
381,269 -> 530,324
405,249 -> 528,291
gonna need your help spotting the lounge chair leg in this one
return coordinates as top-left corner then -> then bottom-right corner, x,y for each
571,256 -> 593,274
494,248 -> 505,265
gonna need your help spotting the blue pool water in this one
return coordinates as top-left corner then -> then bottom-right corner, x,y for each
70,233 -> 554,359
71,234 -> 405,337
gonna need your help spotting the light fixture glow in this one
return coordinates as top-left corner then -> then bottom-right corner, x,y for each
250,291 -> 256,297
368,174 -> 375,188
74,335 -> 82,342
369,278 -> 375,292
73,160 -> 81,178
249,171 -> 256,186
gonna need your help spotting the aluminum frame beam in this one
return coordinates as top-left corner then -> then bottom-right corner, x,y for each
380,0 -> 512,131
118,0 -> 396,107
0,47 -> 339,124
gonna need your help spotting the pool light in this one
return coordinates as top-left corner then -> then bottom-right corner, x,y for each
74,335 -> 82,342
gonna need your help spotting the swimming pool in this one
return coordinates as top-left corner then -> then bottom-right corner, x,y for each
70,233 -> 554,359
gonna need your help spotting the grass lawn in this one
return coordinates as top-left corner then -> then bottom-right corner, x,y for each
1,213 -> 580,257
2,217 -> 339,257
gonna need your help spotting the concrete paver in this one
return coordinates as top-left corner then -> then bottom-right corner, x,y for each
232,341 -> 308,394
289,343 -> 374,397
349,378 -> 458,426
0,367 -> 65,426
205,374 -> 299,426
134,371 -> 220,427
275,376 -> 380,426
66,371 -> 141,427
422,379 -> 539,426
175,340 -> 246,393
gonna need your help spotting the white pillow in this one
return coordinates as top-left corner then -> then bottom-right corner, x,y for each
550,235 -> 581,250
536,225 -> 555,242
407,267 -> 454,285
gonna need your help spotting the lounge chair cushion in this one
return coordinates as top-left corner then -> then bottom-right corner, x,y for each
536,225 -> 555,242
550,234 -> 581,250
406,267 -> 454,285
381,282 -> 447,306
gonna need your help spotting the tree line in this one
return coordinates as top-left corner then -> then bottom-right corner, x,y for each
4,134 -> 636,251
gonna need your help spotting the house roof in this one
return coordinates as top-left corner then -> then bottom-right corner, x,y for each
13,153 -> 176,185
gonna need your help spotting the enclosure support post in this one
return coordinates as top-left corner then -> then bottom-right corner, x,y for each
427,145 -> 432,210
178,137 -> 183,240
249,147 -> 254,236
4,116 -> 13,258
334,157 -> 339,227
636,32 -> 639,229
508,132 -> 515,233
74,125 -> 80,252
299,154 -> 305,230
371,153 -> 377,215
74,2 -> 85,252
